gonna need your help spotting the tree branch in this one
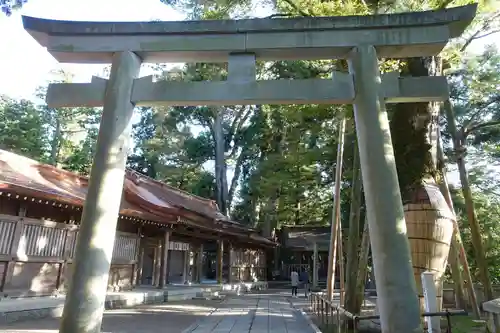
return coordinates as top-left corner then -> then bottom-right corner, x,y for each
472,183 -> 500,198
228,106 -> 247,142
438,0 -> 455,9
281,0 -> 312,17
460,11 -> 500,52
465,120 -> 500,137
474,29 -> 500,41
460,96 -> 500,134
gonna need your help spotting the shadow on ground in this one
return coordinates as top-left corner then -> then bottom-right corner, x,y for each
0,300 -> 220,333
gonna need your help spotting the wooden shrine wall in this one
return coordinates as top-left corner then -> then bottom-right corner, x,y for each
0,196 -> 140,297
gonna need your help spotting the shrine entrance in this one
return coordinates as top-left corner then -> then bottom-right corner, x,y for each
22,5 -> 477,332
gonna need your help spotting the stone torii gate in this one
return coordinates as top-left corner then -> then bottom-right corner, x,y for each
23,5 -> 476,333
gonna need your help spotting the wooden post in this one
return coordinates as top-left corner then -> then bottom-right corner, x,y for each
197,244 -> 204,283
198,244 -> 204,283
159,230 -> 170,288
182,245 -> 189,284
228,244 -> 234,284
58,223 -> 77,292
436,128 -> 480,318
326,115 -> 346,300
449,242 -> 466,309
192,246 -> 197,284
135,245 -> 144,287
445,99 -> 495,310
2,204 -> 27,292
217,240 -> 224,284
312,242 -> 318,289
354,216 -> 370,314
345,140 -> 362,312
133,227 -> 143,287
154,238 -> 162,288
338,221 -> 345,306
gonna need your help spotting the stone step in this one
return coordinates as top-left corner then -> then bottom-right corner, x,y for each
192,291 -> 224,301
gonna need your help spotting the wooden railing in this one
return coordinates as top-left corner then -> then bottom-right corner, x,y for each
112,232 -> 140,262
0,215 -> 17,256
18,218 -> 68,258
0,214 -> 140,294
0,215 -> 139,262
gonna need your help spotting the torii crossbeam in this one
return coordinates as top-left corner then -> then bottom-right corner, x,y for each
22,4 -> 477,333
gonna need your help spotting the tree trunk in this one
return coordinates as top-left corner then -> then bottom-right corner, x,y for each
391,58 -> 439,197
263,119 -> 284,238
436,129 -> 479,316
391,56 -> 454,314
214,108 -> 228,214
263,192 -> 279,238
448,242 -> 466,309
345,140 -> 363,313
254,200 -> 264,229
50,118 -> 61,166
444,100 -> 495,311
227,149 -> 246,213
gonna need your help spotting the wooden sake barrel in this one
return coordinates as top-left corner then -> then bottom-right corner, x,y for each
404,182 -> 455,312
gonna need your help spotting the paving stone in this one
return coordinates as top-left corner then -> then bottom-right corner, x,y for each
183,293 -> 316,333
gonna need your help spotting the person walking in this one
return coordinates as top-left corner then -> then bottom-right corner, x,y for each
290,269 -> 299,297
300,268 -> 310,297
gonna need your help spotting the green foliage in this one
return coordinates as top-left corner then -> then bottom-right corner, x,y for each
452,188 -> 500,284
0,96 -> 49,160
446,45 -> 500,149
0,91 -> 101,176
62,127 -> 99,175
126,106 -> 218,200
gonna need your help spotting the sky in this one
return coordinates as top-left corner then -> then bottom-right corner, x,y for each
1,0 -> 496,100
0,0 -> 273,99
0,0 -> 185,100
0,0 -> 498,187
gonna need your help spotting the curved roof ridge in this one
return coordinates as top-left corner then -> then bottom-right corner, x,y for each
126,168 -> 220,209
0,149 -> 88,183
22,4 -> 476,36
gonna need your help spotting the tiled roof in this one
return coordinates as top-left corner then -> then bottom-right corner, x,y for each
125,169 -> 228,222
0,149 -> 265,244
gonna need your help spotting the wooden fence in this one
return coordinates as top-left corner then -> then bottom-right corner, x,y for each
0,214 -> 140,296
229,248 -> 266,282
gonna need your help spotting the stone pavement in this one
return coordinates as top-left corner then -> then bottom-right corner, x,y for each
0,299 -> 219,333
184,292 -> 316,333
0,291 -> 316,333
